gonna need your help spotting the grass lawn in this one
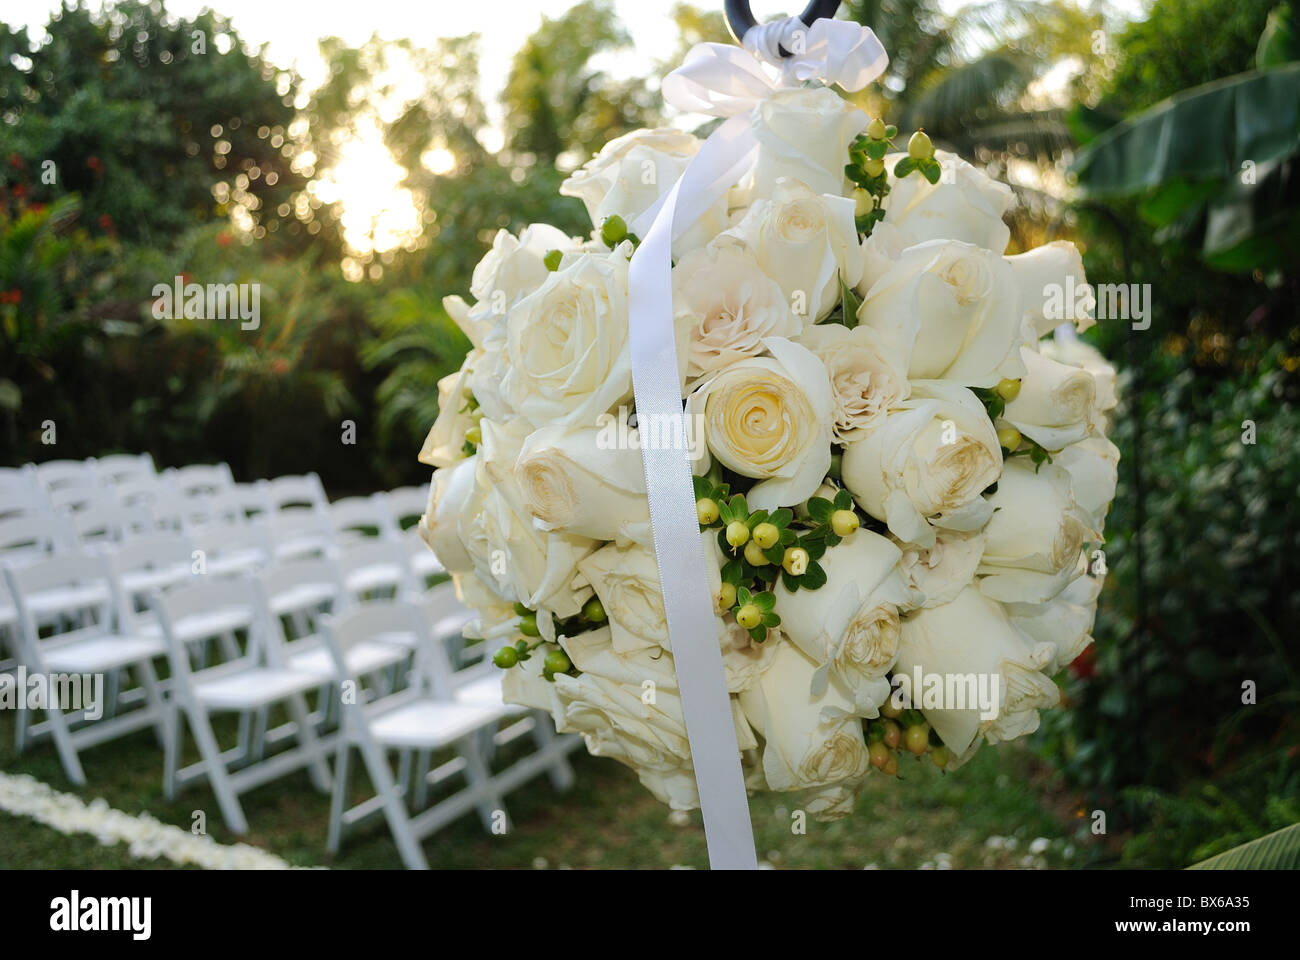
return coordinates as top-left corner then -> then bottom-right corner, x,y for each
0,699 -> 1103,870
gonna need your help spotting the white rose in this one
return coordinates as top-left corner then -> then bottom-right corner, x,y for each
725,179 -> 864,322
1004,568 -> 1102,676
791,779 -> 866,821
502,247 -> 633,429
466,418 -> 596,617
977,460 -> 1098,604
857,239 -> 1030,388
514,420 -> 651,547
418,458 -> 476,574
1005,241 -> 1094,336
738,641 -> 871,792
796,322 -> 908,442
895,585 -> 1059,762
1039,333 -> 1118,415
417,351 -> 480,469
750,86 -> 868,198
560,128 -> 726,256
1001,345 -> 1097,450
880,149 -> 1013,252
896,528 -> 986,610
576,541 -> 675,654
773,531 -> 907,715
686,336 -> 833,510
841,380 -> 1002,547
673,236 -> 801,382
1053,435 -> 1120,534
717,617 -> 782,694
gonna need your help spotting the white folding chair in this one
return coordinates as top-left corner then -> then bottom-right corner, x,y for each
94,453 -> 156,486
70,501 -> 153,546
0,470 -> 45,521
167,463 -> 235,498
265,473 -> 329,517
190,520 -> 273,578
329,494 -> 394,545
0,514 -> 71,566
150,491 -> 214,533
268,510 -> 332,562
322,600 -> 506,869
47,483 -> 109,516
107,534 -> 196,627
336,537 -> 414,603
151,576 -> 333,833
112,476 -> 167,507
383,486 -> 427,533
35,459 -> 95,491
3,554 -> 169,784
208,483 -> 272,525
401,525 -> 445,589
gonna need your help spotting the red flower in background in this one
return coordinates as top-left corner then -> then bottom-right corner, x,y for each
8,153 -> 24,169
12,183 -> 26,198
270,358 -> 289,375
29,202 -> 46,214
0,289 -> 22,305
1070,645 -> 1096,680
86,155 -> 103,173
216,231 -> 232,248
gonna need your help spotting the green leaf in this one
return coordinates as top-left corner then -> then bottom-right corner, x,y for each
761,611 -> 781,628
747,509 -> 769,529
721,558 -> 746,585
922,159 -> 941,185
832,489 -> 852,511
864,139 -> 888,160
763,544 -> 785,565
748,625 -> 768,643
781,570 -> 799,593
736,586 -> 752,605
1188,822 -> 1300,869
779,528 -> 798,547
838,273 -> 863,329
753,591 -> 776,612
806,497 -> 834,524
801,562 -> 828,590
693,475 -> 711,501
893,156 -> 917,178
769,507 -> 793,529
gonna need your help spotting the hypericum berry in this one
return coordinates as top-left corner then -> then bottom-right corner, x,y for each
831,509 -> 859,537
879,697 -> 904,719
908,129 -> 934,160
863,156 -> 885,178
882,720 -> 902,750
852,187 -> 873,217
697,497 -> 720,525
782,547 -> 810,576
744,540 -> 770,567
736,603 -> 761,629
883,754 -> 899,776
726,520 -> 750,550
600,214 -> 628,247
868,741 -> 891,770
492,646 -> 518,669
752,522 -> 780,549
464,425 -> 482,446
512,602 -> 531,616
581,596 -> 606,622
518,613 -> 540,637
543,649 -> 572,674
904,722 -> 931,755
543,249 -> 562,271
867,117 -> 887,140
997,426 -> 1022,452
995,377 -> 1022,402
930,745 -> 952,768
717,582 -> 737,611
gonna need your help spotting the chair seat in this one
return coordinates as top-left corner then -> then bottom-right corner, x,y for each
345,563 -> 405,595
205,550 -> 267,577
193,667 -> 322,710
43,633 -> 167,673
367,698 -> 501,749
455,671 -> 527,715
119,565 -> 192,595
28,583 -> 113,619
268,582 -> 337,617
139,606 -> 251,643
288,640 -> 409,680
274,537 -> 331,562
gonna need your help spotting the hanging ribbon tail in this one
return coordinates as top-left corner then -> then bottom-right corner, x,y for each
627,112 -> 760,871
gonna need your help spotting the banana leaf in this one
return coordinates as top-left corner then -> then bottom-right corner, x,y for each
1187,821 -> 1300,869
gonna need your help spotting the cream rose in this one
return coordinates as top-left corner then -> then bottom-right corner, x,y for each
417,351 -> 480,469
673,236 -> 802,382
773,531 -> 907,715
1039,332 -> 1119,416
880,149 -> 1013,253
857,239 -> 1030,388
514,419 -> 651,547
977,459 -> 1098,604
896,528 -> 986,610
841,380 -> 1002,547
417,457 -> 476,574
895,585 -> 1059,764
1005,241 -> 1094,336
1004,568 -> 1102,676
750,86 -> 868,198
1001,345 -> 1097,450
576,541 -> 674,655
797,322 -> 908,442
686,337 -> 833,510
738,641 -> 871,792
501,248 -> 633,428
464,418 -> 596,618
1053,435 -> 1120,534
560,128 -> 726,256
725,179 -> 864,322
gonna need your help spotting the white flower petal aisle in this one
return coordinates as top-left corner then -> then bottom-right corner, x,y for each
415,9 -> 1119,848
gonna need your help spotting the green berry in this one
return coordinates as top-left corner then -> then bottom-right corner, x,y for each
831,509 -> 859,537
995,377 -> 1022,402
997,426 -> 1022,452
904,722 -> 931,755
736,603 -> 761,630
868,741 -> 891,770
726,520 -> 750,550
600,215 -> 628,247
697,497 -> 719,525
908,130 -> 934,161
493,646 -> 518,669
543,649 -> 572,674
880,697 -> 903,719
863,157 -> 885,178
518,613 -> 540,637
752,522 -> 780,549
882,720 -> 902,750
883,754 -> 900,776
930,745 -> 952,768
581,596 -> 606,622
717,582 -> 737,611
512,602 -> 531,616
744,540 -> 770,567
852,187 -> 873,217
782,547 -> 810,576
464,425 -> 482,446
867,117 -> 887,140
543,249 -> 562,271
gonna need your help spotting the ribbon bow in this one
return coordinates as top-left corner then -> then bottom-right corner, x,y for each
625,17 -> 887,871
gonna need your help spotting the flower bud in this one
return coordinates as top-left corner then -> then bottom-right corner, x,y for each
518,613 -> 540,637
600,214 -> 628,247
864,157 -> 885,178
907,130 -> 934,160
904,722 -> 931,755
882,720 -> 902,750
868,741 -> 891,770
867,117 -> 887,140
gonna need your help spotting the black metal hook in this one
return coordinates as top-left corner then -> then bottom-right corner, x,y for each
723,0 -> 842,56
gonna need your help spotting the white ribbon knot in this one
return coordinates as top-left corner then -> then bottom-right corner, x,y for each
626,17 -> 887,870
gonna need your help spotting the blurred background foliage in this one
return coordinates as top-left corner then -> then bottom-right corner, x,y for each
0,0 -> 1296,866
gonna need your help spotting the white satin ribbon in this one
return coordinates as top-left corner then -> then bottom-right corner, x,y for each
625,16 -> 887,871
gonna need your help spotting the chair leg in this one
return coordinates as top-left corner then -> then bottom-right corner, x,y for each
184,703 -> 249,834
533,714 -> 576,792
43,703 -> 88,787
162,702 -> 180,802
327,739 -> 351,855
412,748 -> 433,809
357,736 -> 428,870
461,736 -> 506,834
285,693 -> 331,793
